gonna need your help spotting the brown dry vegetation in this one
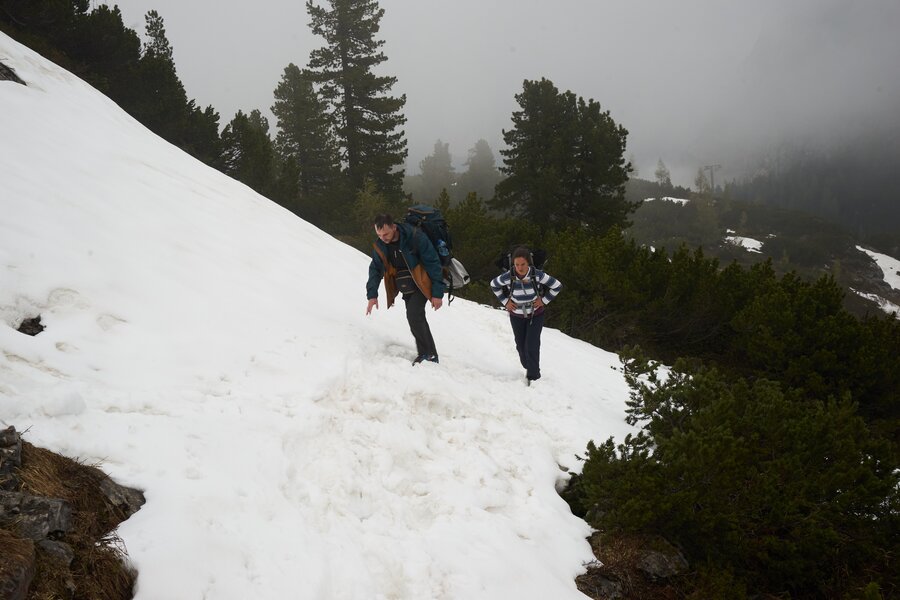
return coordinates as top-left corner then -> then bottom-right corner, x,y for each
2,441 -> 137,600
577,532 -> 683,600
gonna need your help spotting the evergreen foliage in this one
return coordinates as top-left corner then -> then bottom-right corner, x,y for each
726,133 -> 900,237
306,0 -> 408,198
342,178 -> 406,252
127,11 -> 190,146
181,101 -> 225,168
457,139 -> 502,204
493,78 -> 634,233
654,159 -> 672,187
221,109 -> 277,197
415,140 -> 455,204
60,5 -> 141,100
567,353 -> 898,598
1,0 -> 93,71
271,63 -> 342,226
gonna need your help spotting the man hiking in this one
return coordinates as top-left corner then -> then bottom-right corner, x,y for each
366,213 -> 444,364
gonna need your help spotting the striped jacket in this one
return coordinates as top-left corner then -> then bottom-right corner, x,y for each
490,267 -> 562,318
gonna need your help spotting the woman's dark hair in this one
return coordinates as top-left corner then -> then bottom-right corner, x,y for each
373,214 -> 395,229
512,246 -> 532,265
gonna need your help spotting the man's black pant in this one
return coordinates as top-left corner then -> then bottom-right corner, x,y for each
510,312 -> 544,381
404,290 -> 437,358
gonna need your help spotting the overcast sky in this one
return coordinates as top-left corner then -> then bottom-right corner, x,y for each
108,0 -> 900,187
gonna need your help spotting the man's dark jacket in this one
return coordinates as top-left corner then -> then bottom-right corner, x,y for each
367,223 -> 445,307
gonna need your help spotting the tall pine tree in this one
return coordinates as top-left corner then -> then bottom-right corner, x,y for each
458,139 -> 502,202
221,109 -> 276,196
493,78 -> 634,233
305,0 -> 407,198
128,10 -> 188,145
271,63 -> 341,225
417,140 -> 455,203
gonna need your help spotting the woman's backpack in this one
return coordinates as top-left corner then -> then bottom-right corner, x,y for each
495,246 -> 549,301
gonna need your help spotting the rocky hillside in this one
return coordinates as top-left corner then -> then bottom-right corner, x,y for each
625,178 -> 900,319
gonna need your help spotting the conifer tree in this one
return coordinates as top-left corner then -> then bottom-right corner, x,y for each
126,11 -> 188,145
143,10 -> 172,62
493,78 -> 633,233
458,139 -> 502,202
654,159 -> 672,188
305,0 -> 408,198
221,109 -> 276,196
271,63 -> 341,224
182,101 -> 224,168
64,5 -> 141,99
418,140 -> 455,203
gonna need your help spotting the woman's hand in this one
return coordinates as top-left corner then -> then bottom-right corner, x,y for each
533,297 -> 544,309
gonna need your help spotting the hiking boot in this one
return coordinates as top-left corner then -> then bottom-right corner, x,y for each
412,355 -> 426,365
425,355 -> 439,364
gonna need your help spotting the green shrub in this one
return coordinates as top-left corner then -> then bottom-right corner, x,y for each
571,351 -> 899,598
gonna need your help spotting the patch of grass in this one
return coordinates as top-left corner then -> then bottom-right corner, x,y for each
12,442 -> 136,600
576,532 -> 682,600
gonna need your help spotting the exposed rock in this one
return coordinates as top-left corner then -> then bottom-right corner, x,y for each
0,427 -> 19,447
0,428 -> 139,598
636,541 -> 688,582
576,562 -> 625,600
98,476 -> 146,519
0,490 -> 74,541
577,532 -> 684,600
0,426 -> 23,491
16,315 -> 44,336
594,576 -> 624,600
0,61 -> 25,85
0,530 -> 35,600
37,539 -> 76,566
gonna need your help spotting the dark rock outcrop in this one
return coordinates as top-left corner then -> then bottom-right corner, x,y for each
0,490 -> 74,540
0,61 -> 25,85
98,476 -> 146,519
16,315 -> 44,336
1,426 -> 23,490
0,426 -> 141,598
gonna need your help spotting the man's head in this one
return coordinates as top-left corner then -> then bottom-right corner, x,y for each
374,214 -> 399,243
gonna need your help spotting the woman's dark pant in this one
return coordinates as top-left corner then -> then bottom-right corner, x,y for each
404,291 -> 437,357
509,312 -> 544,381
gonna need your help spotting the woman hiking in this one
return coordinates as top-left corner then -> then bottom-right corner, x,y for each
490,246 -> 562,385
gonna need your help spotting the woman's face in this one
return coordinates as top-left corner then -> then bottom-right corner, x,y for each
513,257 -> 530,278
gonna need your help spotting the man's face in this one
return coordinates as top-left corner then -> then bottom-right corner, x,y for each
375,223 -> 398,244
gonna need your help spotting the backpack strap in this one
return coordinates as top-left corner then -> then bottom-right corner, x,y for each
410,227 -> 457,304
372,243 -> 392,274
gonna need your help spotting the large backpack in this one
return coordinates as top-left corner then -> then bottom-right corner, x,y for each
405,204 -> 469,300
494,247 -> 548,272
495,246 -> 549,301
405,204 -> 452,266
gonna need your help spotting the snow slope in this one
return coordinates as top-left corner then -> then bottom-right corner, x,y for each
0,34 -> 633,599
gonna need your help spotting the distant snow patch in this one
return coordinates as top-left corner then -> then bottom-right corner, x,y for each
851,288 -> 900,318
642,196 -> 690,205
725,234 -> 763,253
856,246 -> 900,291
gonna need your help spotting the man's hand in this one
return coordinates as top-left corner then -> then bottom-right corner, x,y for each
505,299 -> 516,312
431,297 -> 443,311
366,298 -> 379,315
